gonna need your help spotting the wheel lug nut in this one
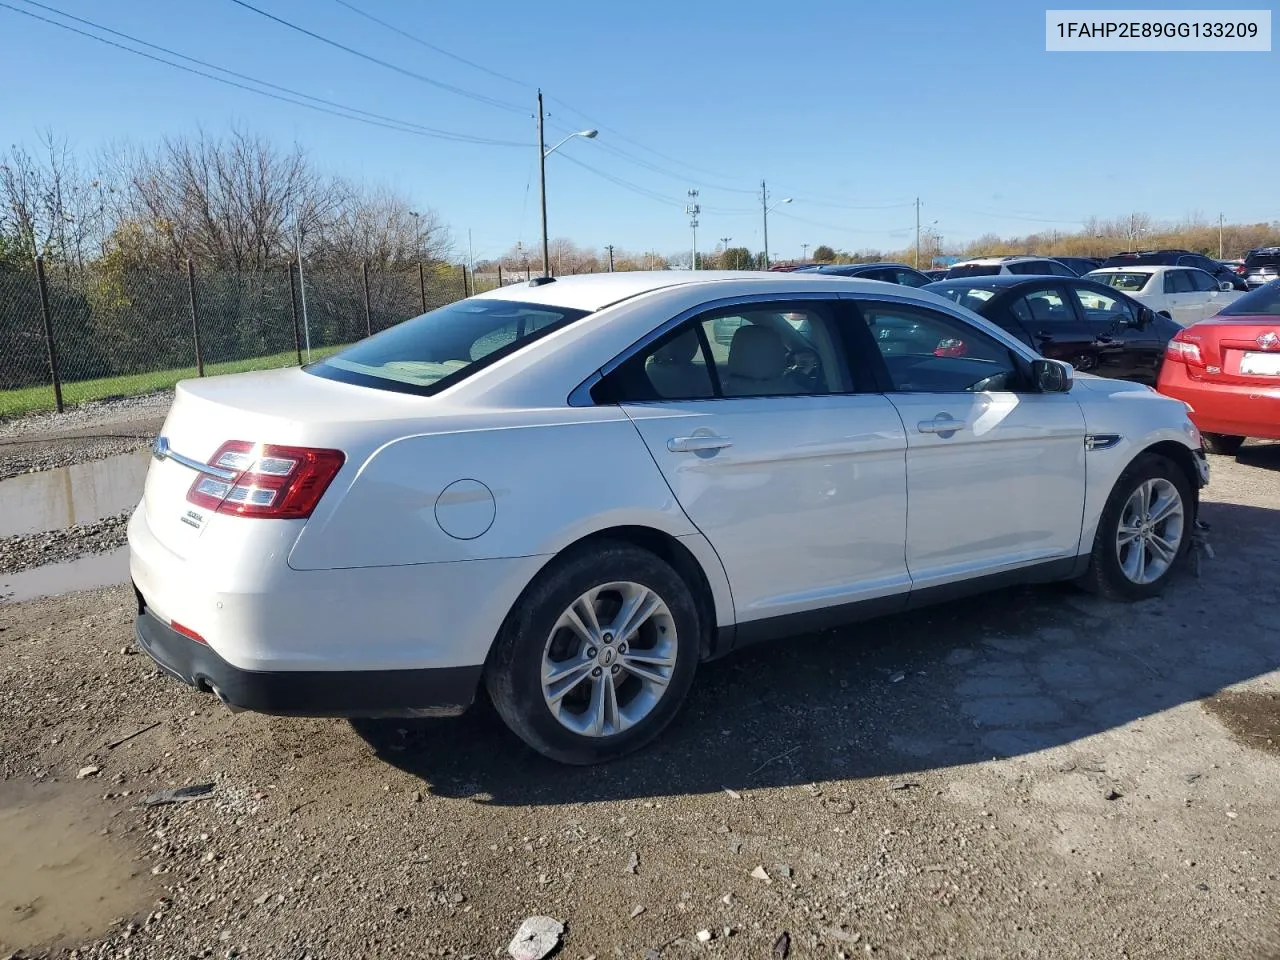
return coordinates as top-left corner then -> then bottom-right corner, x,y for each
611,664 -> 620,674
591,667 -> 602,677
602,633 -> 614,644
586,647 -> 597,658
618,643 -> 627,654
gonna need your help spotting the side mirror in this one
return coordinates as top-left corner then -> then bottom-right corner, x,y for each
1032,358 -> 1073,393
1219,281 -> 1234,291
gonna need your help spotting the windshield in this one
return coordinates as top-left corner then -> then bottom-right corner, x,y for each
930,285 -> 997,312
1218,279 -> 1280,316
308,298 -> 590,395
1087,271 -> 1151,292
1244,251 -> 1280,268
946,264 -> 1002,278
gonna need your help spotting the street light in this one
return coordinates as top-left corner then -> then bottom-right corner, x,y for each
761,192 -> 792,269
408,210 -> 421,260
538,89 -> 597,278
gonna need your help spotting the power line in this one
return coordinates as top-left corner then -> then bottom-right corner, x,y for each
556,153 -> 684,208
3,0 -> 526,146
8,0 -> 526,146
930,203 -> 1083,225
331,0 -> 528,89
226,0 -> 526,114
771,208 -> 915,236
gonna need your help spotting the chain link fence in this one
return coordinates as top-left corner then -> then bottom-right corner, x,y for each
0,259 -> 470,420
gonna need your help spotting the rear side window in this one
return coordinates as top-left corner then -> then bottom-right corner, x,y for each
594,301 -> 853,402
1164,271 -> 1195,294
1219,280 -> 1280,316
309,298 -> 589,396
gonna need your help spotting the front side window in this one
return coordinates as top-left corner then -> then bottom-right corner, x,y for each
1186,269 -> 1218,292
1164,270 -> 1195,294
932,284 -> 998,314
1070,285 -> 1137,324
594,301 -> 852,403
854,301 -> 1023,393
894,268 -> 931,287
309,298 -> 588,396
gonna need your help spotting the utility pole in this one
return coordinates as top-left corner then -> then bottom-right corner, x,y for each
720,237 -> 732,270
761,180 -> 770,269
606,244 -> 615,272
686,189 -> 700,270
537,89 -> 550,277
468,228 -> 475,278
295,222 -> 311,361
914,197 -> 921,270
1218,212 -> 1225,260
801,242 -> 809,263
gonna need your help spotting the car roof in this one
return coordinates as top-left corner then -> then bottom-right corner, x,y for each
1088,265 -> 1184,273
467,270 -> 922,313
813,261 -> 917,272
927,274 -> 1089,291
952,255 -> 1055,265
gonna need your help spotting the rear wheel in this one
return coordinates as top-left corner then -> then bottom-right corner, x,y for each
485,542 -> 701,764
1201,433 -> 1245,456
1079,454 -> 1193,601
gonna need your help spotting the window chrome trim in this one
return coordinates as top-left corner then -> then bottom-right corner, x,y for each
567,291 -> 848,407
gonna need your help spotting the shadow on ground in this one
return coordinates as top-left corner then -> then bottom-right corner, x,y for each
353,500 -> 1280,806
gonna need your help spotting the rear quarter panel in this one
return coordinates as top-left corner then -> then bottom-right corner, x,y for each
285,408 -> 735,624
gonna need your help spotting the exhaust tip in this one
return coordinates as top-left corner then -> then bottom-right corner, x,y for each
206,683 -> 246,714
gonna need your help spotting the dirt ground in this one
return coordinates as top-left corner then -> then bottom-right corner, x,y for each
0,406 -> 1278,960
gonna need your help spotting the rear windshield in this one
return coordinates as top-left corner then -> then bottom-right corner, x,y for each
946,264 -> 1002,278
307,298 -> 590,396
930,285 -> 998,312
1087,271 -> 1152,292
1218,279 -> 1280,316
1244,251 -> 1280,268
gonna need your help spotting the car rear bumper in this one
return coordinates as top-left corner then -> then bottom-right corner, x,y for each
1160,370 -> 1280,440
134,602 -> 482,717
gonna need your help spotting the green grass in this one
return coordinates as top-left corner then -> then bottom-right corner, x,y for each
0,344 -> 348,420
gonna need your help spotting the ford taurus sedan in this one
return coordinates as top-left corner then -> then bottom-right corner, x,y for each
130,272 -> 1209,764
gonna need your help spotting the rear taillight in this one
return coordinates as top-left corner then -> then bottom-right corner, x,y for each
1165,332 -> 1204,366
186,441 -> 345,519
934,338 -> 968,358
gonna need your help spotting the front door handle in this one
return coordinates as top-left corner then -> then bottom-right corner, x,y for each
667,435 -> 733,453
917,415 -> 967,436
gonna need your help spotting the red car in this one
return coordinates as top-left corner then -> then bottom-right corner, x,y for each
1157,279 -> 1280,455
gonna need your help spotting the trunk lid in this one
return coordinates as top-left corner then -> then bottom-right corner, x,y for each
1184,318 -> 1280,386
141,367 -> 431,559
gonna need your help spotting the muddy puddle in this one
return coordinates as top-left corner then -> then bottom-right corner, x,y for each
0,781 -> 151,953
1203,689 -> 1280,756
0,450 -> 150,538
0,546 -> 131,604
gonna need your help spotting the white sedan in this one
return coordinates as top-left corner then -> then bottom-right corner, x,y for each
129,272 -> 1208,764
1085,265 -> 1243,326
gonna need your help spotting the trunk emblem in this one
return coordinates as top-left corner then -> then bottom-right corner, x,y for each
151,436 -> 171,461
1257,332 -> 1280,350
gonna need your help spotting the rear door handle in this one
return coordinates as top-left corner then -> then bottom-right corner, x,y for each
667,435 -> 733,453
917,416 -> 967,436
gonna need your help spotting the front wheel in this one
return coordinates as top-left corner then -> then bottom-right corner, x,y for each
485,542 -> 701,764
1079,454 -> 1193,601
1201,433 -> 1245,456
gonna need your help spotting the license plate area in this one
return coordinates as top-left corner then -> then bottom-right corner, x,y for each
1240,351 -> 1280,376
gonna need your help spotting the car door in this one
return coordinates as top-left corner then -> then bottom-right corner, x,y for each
845,295 -> 1086,589
1186,267 -> 1237,320
597,296 -> 911,627
1065,282 -> 1161,383
1005,284 -> 1100,372
1162,269 -> 1201,325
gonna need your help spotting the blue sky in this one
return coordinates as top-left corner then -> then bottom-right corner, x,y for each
1,0 -> 1276,262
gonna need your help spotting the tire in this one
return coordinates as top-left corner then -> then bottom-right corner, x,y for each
1078,453 -> 1194,602
1201,433 -> 1245,456
484,541 -> 701,764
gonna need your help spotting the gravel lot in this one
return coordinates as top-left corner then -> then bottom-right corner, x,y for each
0,413 -> 1278,959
